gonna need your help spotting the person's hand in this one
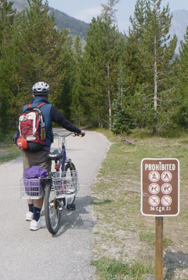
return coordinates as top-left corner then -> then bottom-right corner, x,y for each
80,130 -> 85,137
76,130 -> 85,137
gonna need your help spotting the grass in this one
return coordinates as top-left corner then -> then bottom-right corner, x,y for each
91,258 -> 154,280
0,131 -> 22,164
91,128 -> 188,280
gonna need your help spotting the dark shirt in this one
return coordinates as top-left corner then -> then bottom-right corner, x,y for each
50,106 -> 81,134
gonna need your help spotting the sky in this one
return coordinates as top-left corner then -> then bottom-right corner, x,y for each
46,0 -> 188,33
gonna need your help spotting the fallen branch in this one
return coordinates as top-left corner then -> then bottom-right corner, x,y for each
117,136 -> 135,145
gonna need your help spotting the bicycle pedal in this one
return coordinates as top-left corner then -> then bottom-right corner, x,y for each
67,204 -> 76,210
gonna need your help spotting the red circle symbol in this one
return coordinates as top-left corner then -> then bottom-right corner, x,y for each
161,183 -> 172,194
148,195 -> 160,207
148,183 -> 160,194
161,195 -> 172,207
161,171 -> 172,182
148,171 -> 160,182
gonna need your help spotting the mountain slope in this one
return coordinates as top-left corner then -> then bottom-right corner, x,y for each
10,1 -> 188,51
48,7 -> 89,38
11,0 -> 89,39
171,10 -> 188,53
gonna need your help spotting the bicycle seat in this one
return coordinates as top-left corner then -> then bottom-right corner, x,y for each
47,150 -> 64,160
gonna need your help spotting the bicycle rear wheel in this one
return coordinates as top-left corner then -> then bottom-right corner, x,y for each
64,162 -> 76,208
44,180 -> 61,235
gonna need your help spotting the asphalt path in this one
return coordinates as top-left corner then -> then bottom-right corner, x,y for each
0,130 -> 110,280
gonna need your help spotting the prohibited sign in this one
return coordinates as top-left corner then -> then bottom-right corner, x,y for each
141,158 -> 179,217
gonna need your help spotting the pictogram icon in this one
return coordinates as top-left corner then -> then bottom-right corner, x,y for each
161,171 -> 172,182
161,183 -> 172,194
148,183 -> 160,195
148,171 -> 160,182
161,195 -> 172,207
148,195 -> 160,207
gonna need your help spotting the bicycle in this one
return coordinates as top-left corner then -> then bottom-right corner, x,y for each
20,131 -> 83,235
44,131 -> 79,234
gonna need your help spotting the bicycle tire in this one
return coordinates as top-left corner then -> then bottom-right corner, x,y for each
64,162 -> 76,207
45,180 -> 61,235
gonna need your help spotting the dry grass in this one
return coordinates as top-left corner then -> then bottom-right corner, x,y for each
91,128 -> 188,279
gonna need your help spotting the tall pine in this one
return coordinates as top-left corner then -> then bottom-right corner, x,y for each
81,0 -> 122,128
70,35 -> 85,126
173,27 -> 188,128
0,0 -> 16,132
124,0 -> 177,133
3,0 -> 74,123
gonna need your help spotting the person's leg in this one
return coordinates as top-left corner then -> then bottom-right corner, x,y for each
26,200 -> 34,221
33,197 -> 44,221
30,197 -> 46,230
23,150 -> 51,230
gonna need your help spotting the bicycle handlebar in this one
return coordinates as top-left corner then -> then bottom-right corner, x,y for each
53,131 -> 85,137
53,132 -> 75,137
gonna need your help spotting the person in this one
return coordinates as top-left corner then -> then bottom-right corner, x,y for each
21,81 -> 85,231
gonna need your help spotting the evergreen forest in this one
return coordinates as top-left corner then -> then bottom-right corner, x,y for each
0,0 -> 188,135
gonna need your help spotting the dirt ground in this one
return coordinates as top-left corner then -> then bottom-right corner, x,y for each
92,214 -> 188,279
92,174 -> 188,279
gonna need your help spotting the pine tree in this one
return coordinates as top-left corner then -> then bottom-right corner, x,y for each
70,35 -> 85,126
1,0 -> 74,123
124,0 -> 177,133
172,27 -> 188,128
81,0 -> 123,128
0,0 -> 16,54
0,0 -> 16,132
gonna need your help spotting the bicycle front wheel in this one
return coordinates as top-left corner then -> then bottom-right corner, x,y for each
65,162 -> 76,207
44,180 -> 61,235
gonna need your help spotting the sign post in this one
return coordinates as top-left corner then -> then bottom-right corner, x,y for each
141,158 -> 180,279
155,217 -> 163,280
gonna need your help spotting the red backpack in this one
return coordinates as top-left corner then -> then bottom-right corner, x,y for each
17,103 -> 46,151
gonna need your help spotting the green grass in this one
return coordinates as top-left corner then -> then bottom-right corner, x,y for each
91,258 -> 154,280
0,131 -> 22,163
92,128 -> 188,280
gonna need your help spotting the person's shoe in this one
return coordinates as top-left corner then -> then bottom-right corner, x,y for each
26,211 -> 33,221
30,219 -> 46,231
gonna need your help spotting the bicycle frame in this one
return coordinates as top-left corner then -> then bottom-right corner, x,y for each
52,132 -> 75,176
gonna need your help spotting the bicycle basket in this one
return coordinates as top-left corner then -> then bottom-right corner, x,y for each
20,178 -> 44,199
52,170 -> 79,198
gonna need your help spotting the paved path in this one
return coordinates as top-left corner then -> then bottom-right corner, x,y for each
0,130 -> 110,280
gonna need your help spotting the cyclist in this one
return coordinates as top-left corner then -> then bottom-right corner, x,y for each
21,81 -> 85,231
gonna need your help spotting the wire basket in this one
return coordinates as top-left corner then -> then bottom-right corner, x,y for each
20,178 -> 44,199
52,170 -> 79,198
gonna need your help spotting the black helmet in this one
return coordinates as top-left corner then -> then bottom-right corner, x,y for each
32,82 -> 50,96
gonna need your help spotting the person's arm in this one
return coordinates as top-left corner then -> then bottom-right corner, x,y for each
50,106 -> 84,135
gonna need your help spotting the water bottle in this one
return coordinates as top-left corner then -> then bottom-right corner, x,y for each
41,122 -> 46,140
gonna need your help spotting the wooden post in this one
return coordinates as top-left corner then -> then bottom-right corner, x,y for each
155,217 -> 163,280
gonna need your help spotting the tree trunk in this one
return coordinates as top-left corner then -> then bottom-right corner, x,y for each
107,64 -> 112,130
153,31 -> 158,135
154,33 -> 157,111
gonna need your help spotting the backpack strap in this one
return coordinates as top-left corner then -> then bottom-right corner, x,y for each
37,103 -> 47,108
27,102 -> 47,108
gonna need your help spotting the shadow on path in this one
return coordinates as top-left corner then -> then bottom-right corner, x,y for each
41,195 -> 95,238
164,251 -> 188,279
